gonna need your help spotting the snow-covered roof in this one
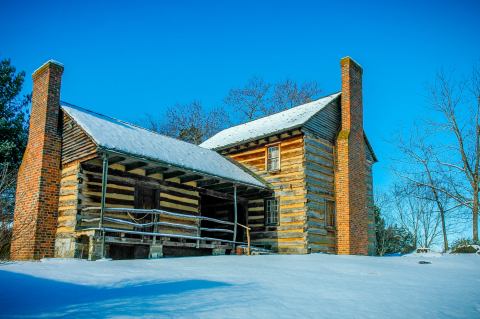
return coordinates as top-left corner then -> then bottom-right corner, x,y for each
200,92 -> 341,150
61,103 -> 266,188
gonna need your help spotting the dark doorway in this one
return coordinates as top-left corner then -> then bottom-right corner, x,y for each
135,186 -> 159,210
133,185 -> 159,232
200,195 -> 247,242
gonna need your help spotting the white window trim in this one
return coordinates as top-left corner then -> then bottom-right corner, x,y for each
265,143 -> 281,172
265,198 -> 279,226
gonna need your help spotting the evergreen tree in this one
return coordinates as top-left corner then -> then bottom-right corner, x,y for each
0,58 -> 29,259
0,58 -> 30,168
375,204 -> 416,255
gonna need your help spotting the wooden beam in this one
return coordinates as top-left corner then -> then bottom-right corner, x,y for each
180,174 -> 204,183
125,161 -> 148,171
108,156 -> 126,165
197,179 -> 220,188
201,188 -> 248,203
241,189 -> 272,198
222,185 -> 248,194
281,131 -> 292,138
145,167 -> 169,175
82,163 -> 251,202
205,182 -> 233,191
247,140 -> 258,147
163,171 -> 186,179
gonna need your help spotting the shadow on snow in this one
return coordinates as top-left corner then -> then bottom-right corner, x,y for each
0,270 -> 230,317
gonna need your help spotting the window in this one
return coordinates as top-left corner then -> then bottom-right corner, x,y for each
325,200 -> 335,227
267,145 -> 280,172
265,198 -> 279,226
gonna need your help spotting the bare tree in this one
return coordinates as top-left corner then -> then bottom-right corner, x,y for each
392,65 -> 480,247
270,79 -> 320,113
141,101 -> 229,145
426,68 -> 480,241
223,77 -> 271,122
224,77 -> 321,123
396,129 -> 450,251
391,182 -> 443,249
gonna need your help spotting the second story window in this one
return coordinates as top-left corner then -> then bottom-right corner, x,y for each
267,145 -> 280,172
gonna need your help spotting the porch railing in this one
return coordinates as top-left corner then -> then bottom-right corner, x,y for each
80,207 -> 246,245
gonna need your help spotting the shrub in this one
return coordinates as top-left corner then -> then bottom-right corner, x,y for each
450,238 -> 480,254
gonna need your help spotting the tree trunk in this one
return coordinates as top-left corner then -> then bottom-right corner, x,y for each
473,195 -> 479,241
440,208 -> 448,252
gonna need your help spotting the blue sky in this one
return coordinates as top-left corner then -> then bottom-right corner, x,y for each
1,0 -> 479,191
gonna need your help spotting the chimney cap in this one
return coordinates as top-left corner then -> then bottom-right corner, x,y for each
340,56 -> 363,70
33,60 -> 64,79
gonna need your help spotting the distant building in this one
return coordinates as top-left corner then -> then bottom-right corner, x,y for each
10,57 -> 376,260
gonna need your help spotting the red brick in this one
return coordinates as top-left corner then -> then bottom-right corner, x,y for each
335,57 -> 369,255
10,61 -> 64,260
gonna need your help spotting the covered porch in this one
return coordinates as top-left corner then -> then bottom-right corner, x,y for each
73,150 -> 271,260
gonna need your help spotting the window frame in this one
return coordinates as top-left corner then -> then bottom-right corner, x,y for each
264,197 -> 280,226
265,143 -> 281,172
325,199 -> 335,228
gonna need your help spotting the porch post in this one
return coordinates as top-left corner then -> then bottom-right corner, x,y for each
233,185 -> 238,250
99,152 -> 109,259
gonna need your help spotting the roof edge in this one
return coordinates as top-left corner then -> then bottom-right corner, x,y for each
61,102 -> 268,189
61,105 -> 101,147
100,147 -> 269,189
363,133 -> 378,163
203,91 -> 341,151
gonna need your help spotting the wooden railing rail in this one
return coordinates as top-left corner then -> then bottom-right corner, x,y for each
80,206 -> 242,247
236,223 -> 251,255
82,207 -> 235,226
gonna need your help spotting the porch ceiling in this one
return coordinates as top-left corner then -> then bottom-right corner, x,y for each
87,152 -> 272,199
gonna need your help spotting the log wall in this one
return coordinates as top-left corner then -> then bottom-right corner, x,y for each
228,132 -> 308,254
303,132 -> 336,253
78,161 -> 200,238
54,161 -> 82,257
61,112 -> 97,165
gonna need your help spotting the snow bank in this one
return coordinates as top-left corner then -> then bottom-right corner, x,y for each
0,254 -> 479,318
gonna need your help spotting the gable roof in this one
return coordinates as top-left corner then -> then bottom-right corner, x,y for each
200,92 -> 341,150
61,102 -> 267,189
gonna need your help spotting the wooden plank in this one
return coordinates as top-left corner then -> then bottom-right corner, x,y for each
164,171 -> 186,179
125,161 -> 149,171
81,163 -> 249,202
180,174 -> 204,183
108,156 -> 127,165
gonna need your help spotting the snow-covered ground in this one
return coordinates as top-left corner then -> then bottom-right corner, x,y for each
0,253 -> 479,318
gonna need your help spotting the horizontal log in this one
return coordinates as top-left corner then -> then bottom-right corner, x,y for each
82,163 -> 249,202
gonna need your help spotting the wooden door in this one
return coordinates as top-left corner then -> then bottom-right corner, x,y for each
134,186 -> 159,210
134,186 -> 159,232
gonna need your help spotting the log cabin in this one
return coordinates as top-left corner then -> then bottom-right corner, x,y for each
10,56 -> 376,260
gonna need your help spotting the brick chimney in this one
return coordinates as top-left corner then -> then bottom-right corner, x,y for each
10,60 -> 64,260
335,57 -> 368,255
